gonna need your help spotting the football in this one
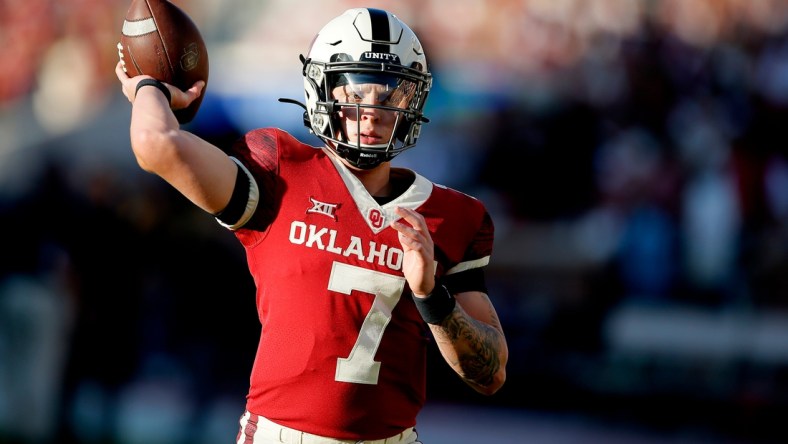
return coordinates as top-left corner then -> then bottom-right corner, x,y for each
118,0 -> 209,123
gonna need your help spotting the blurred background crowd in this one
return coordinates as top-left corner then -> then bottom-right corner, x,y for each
1,0 -> 788,443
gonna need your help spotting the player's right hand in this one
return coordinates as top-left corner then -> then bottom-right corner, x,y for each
115,60 -> 204,110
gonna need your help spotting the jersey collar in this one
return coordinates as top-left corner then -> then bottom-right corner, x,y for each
323,147 -> 433,234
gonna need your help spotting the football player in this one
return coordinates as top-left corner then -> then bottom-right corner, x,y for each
116,8 -> 508,444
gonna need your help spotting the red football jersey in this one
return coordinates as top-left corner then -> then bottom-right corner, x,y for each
227,128 -> 494,440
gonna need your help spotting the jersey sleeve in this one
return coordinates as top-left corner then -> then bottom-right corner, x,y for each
454,209 -> 494,272
427,183 -> 495,294
444,208 -> 493,293
225,128 -> 282,232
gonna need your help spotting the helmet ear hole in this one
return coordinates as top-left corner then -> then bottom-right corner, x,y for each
330,53 -> 352,63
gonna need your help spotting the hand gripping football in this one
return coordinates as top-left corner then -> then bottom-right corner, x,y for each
118,0 -> 209,123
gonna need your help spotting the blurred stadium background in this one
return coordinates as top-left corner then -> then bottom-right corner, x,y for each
2,0 -> 788,443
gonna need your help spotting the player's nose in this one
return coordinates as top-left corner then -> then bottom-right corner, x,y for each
360,105 -> 382,121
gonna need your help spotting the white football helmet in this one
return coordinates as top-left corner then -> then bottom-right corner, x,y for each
299,8 -> 432,169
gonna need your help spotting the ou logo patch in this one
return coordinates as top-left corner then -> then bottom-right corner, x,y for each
368,208 -> 385,229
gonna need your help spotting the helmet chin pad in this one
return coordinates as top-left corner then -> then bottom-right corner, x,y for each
333,141 -> 391,169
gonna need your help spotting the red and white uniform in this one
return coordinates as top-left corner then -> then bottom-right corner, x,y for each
229,128 -> 494,440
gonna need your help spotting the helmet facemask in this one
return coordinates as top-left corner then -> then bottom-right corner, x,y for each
295,8 -> 432,170
305,58 -> 431,169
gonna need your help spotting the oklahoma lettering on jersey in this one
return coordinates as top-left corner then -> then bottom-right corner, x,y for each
289,220 -> 405,271
226,128 -> 494,441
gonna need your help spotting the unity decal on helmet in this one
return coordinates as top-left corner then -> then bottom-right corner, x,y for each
360,52 -> 401,64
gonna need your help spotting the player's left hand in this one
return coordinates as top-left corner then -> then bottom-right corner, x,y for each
391,206 -> 435,297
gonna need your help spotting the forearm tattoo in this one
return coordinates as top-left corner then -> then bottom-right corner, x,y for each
436,304 -> 503,387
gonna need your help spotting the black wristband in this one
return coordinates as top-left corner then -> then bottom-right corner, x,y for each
412,284 -> 456,325
135,78 -> 171,105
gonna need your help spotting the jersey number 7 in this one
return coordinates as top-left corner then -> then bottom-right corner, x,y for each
328,261 -> 406,385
